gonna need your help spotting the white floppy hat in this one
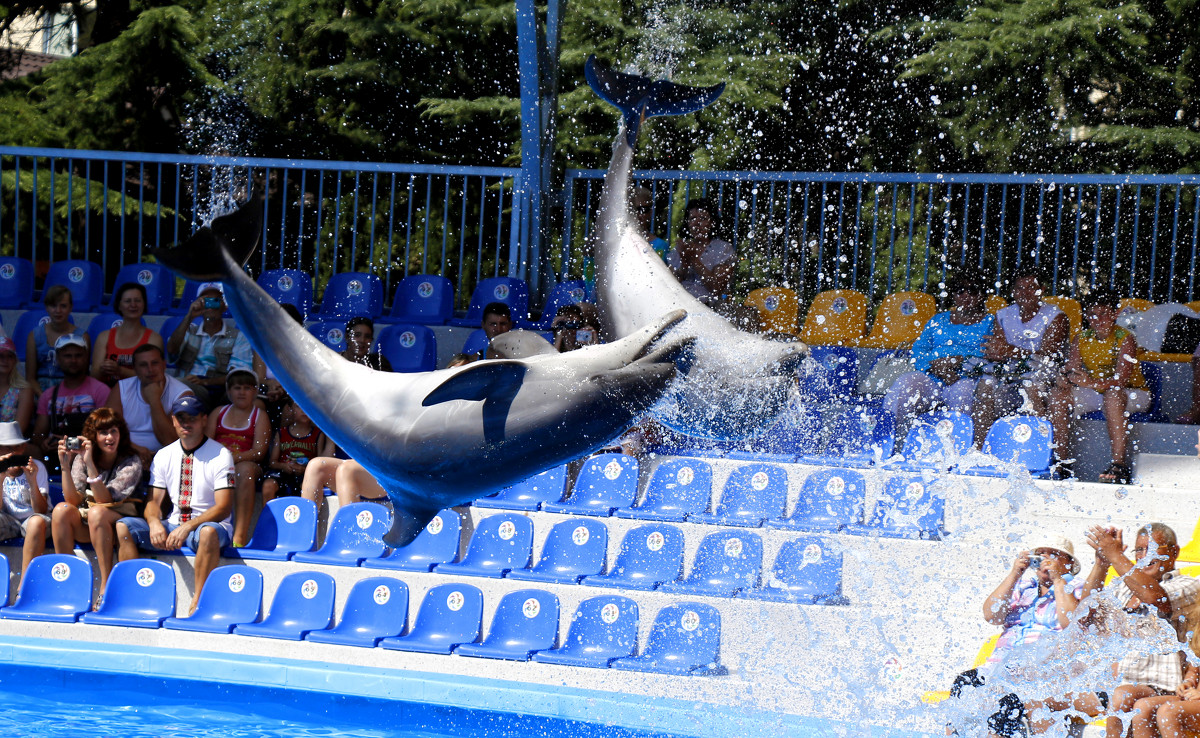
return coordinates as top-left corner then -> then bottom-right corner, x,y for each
1032,535 -> 1080,574
0,421 -> 29,447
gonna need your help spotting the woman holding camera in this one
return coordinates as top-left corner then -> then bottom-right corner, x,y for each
42,407 -> 143,597
91,282 -> 164,386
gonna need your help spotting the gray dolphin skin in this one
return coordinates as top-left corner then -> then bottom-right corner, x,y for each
154,201 -> 693,546
586,56 -> 809,440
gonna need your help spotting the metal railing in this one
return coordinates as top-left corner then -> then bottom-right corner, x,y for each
559,169 -> 1200,305
0,146 -> 523,310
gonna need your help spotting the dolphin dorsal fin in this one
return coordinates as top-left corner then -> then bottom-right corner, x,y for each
421,361 -> 528,406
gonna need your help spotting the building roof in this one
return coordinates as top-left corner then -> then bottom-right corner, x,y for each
0,49 -> 62,80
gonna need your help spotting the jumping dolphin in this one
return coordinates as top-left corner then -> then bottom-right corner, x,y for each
154,200 -> 693,546
586,56 -> 809,440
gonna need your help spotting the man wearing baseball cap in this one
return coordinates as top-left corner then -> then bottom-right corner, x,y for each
165,281 -> 254,406
115,394 -> 234,615
30,335 -> 109,467
946,535 -> 1085,737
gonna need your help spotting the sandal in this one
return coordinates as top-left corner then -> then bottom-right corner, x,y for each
1099,462 -> 1132,485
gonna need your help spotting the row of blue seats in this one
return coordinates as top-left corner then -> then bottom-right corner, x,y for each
226,501 -> 847,604
663,410 -> 1059,479
0,257 -> 582,329
0,554 -> 724,674
479,455 -> 946,537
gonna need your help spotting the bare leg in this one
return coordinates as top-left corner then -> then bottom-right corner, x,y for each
231,460 -> 262,547
86,507 -> 124,596
1180,356 -> 1200,423
115,521 -> 139,563
1048,381 -> 1075,466
333,460 -> 386,507
50,502 -> 84,554
261,478 -> 279,504
21,516 -> 48,573
1132,695 -> 1179,738
1157,698 -> 1200,738
1108,685 -> 1160,738
1028,693 -> 1106,734
971,378 -> 1004,448
190,525 -> 221,616
1103,387 -> 1131,467
301,457 -> 342,504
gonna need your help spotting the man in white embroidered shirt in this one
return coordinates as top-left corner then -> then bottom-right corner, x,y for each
115,395 -> 234,615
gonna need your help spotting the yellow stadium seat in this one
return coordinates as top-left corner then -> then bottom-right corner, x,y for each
1118,297 -> 1155,316
922,634 -> 1001,704
985,295 -> 1008,315
799,289 -> 868,346
1188,301 -> 1200,313
853,291 -> 937,349
744,287 -> 799,334
1043,296 -> 1082,338
1179,519 -> 1200,565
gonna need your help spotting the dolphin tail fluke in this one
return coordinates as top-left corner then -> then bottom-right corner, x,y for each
151,196 -> 263,280
384,505 -> 439,548
584,55 -> 724,146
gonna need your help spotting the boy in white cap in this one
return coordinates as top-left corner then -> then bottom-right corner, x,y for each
115,394 -> 234,615
0,421 -> 50,573
165,281 -> 253,405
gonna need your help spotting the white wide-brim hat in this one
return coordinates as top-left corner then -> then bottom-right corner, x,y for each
1032,536 -> 1080,575
0,421 -> 29,447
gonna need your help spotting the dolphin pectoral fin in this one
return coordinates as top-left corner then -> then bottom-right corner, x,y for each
152,195 -> 264,279
585,56 -> 725,145
421,361 -> 528,406
639,335 -> 697,376
383,504 -> 439,548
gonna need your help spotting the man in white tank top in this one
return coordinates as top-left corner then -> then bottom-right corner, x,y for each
105,344 -> 192,467
972,267 -> 1070,450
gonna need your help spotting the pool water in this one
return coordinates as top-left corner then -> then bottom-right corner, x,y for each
0,664 -> 669,738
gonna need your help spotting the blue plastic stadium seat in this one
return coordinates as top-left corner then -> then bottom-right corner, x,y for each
379,583 -> 483,654
0,257 -> 34,308
846,476 -> 945,540
741,537 -> 846,605
0,554 -> 92,622
767,469 -> 868,533
460,328 -> 489,357
389,274 -> 454,325
307,320 -> 348,352
808,345 -> 859,403
255,269 -> 314,317
687,463 -> 789,527
580,524 -> 683,591
377,324 -> 437,373
317,271 -> 384,320
801,406 -> 896,468
450,277 -> 531,327
532,595 -> 639,668
475,466 -> 567,511
507,519 -> 608,584
306,577 -> 409,648
0,552 -> 9,606
614,459 -> 713,522
434,513 -> 533,578
162,565 -> 263,633
455,589 -> 559,661
225,497 -> 318,560
291,502 -> 391,566
541,454 -> 638,516
752,403 -> 824,458
43,260 -> 103,311
81,559 -> 176,628
610,602 -> 727,676
961,415 -> 1054,478
11,310 -> 49,362
659,531 -> 763,598
531,280 -> 589,329
85,313 -> 146,345
363,509 -> 461,571
896,411 -> 974,471
108,263 -> 177,314
233,571 -> 336,640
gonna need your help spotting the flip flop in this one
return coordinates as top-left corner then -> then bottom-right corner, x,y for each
1099,462 -> 1132,485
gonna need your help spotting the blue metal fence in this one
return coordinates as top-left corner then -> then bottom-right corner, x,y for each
559,169 -> 1200,305
7,145 -> 1200,314
0,146 -> 523,311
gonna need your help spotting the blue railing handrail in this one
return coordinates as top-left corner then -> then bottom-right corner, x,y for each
567,168 -> 1200,186
0,146 -> 519,178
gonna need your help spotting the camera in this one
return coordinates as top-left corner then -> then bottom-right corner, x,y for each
4,454 -> 29,470
66,437 -> 82,451
575,329 -> 595,344
203,297 -> 222,309
1027,555 -> 1043,569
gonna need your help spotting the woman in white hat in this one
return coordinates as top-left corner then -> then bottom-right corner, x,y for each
947,536 -> 1084,737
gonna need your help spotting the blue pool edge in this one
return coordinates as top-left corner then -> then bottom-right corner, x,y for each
0,634 -> 928,737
